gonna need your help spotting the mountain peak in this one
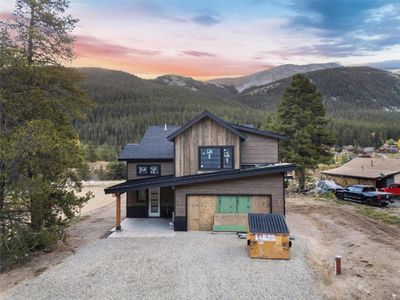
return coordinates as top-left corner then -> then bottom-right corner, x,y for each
209,62 -> 341,92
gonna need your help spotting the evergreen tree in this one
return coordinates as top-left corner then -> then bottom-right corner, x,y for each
268,74 -> 334,191
0,0 -> 92,268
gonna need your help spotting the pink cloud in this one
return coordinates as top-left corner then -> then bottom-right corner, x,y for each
74,35 -> 160,58
181,50 -> 216,58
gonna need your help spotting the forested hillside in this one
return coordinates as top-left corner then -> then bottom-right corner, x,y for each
75,67 -> 400,148
76,68 -> 263,146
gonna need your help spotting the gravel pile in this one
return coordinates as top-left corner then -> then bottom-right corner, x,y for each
5,233 -> 316,300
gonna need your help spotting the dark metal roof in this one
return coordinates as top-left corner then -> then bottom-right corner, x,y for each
118,125 -> 181,160
248,213 -> 289,234
167,111 -> 247,141
232,124 -> 288,140
105,163 -> 295,194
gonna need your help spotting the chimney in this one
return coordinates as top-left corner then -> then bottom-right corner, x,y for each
371,159 -> 374,167
164,123 -> 167,131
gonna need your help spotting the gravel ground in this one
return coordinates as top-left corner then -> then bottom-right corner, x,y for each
4,233 -> 316,300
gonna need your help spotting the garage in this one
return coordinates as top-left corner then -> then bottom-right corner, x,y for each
187,195 -> 271,231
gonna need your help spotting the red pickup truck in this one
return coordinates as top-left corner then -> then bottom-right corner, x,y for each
380,184 -> 400,198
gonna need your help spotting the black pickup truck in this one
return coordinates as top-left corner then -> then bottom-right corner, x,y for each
335,185 -> 394,207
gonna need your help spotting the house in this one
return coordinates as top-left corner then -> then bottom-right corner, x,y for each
105,111 -> 295,231
321,157 -> 400,188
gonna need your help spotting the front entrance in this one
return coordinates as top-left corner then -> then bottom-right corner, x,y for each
148,187 -> 160,217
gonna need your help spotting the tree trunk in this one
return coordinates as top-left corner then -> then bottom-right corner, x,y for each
27,2 -> 35,65
296,169 -> 306,192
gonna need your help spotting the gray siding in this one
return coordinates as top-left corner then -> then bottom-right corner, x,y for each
240,133 -> 279,164
175,173 -> 284,217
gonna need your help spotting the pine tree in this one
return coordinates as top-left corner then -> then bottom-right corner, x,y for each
269,74 -> 334,191
0,0 -> 92,267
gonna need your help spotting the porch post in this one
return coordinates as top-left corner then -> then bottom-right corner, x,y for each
116,193 -> 121,231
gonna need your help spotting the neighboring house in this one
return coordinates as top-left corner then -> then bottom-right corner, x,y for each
322,157 -> 400,188
105,111 -> 295,231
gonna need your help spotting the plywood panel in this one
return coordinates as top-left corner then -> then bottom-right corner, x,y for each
251,196 -> 270,213
214,213 -> 248,227
175,117 -> 241,177
187,195 -> 216,231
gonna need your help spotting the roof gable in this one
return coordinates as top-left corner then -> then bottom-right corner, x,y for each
322,157 -> 400,179
167,111 -> 247,141
118,125 -> 180,160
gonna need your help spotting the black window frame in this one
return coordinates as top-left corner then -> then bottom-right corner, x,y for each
198,146 -> 234,171
136,164 -> 161,176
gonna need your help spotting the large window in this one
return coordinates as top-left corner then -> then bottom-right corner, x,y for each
136,164 -> 161,176
199,146 -> 234,170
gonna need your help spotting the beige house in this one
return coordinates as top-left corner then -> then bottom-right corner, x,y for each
105,111 -> 294,232
322,157 -> 400,188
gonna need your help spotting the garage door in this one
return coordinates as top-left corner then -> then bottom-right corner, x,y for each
187,195 -> 270,231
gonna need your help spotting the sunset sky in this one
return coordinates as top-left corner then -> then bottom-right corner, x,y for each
1,0 -> 400,79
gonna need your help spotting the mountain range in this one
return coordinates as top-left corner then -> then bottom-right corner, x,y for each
208,62 -> 340,92
76,63 -> 400,148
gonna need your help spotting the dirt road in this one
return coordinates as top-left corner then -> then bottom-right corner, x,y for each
0,181 -> 125,296
286,195 -> 400,299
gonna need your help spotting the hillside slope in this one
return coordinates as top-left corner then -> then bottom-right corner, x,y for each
75,67 -> 400,148
238,67 -> 400,111
209,63 -> 340,92
76,68 -> 263,146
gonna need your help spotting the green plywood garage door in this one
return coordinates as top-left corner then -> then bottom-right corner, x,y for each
216,196 -> 251,213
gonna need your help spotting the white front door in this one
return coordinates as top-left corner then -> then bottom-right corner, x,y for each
148,187 -> 160,217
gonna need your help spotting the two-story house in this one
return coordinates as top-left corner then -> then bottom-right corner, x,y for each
105,111 -> 295,231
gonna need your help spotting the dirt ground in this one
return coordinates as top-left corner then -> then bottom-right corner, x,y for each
286,195 -> 400,299
0,181 -> 125,296
1,183 -> 399,299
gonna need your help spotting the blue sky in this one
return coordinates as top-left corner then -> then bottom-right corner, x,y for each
1,0 -> 399,78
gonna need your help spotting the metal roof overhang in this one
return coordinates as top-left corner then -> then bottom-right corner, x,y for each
104,163 -> 296,194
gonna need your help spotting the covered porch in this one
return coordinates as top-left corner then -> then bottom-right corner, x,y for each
109,218 -> 175,238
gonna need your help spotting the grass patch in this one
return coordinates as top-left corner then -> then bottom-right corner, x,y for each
356,207 -> 400,227
314,191 -> 337,202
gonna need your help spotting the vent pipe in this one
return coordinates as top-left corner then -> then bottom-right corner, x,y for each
164,123 -> 167,131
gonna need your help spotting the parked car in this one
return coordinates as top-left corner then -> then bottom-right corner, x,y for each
335,185 -> 395,207
314,180 -> 342,194
380,183 -> 400,198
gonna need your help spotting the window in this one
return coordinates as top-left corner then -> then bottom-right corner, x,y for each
136,164 -> 161,176
199,146 -> 234,170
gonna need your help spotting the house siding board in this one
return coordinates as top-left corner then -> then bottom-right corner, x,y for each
127,162 -> 174,180
240,133 -> 278,164
175,173 -> 284,217
175,117 -> 241,177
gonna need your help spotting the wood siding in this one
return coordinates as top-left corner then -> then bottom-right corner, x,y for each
240,133 -> 279,164
175,117 -> 241,177
175,173 -> 284,217
127,162 -> 174,180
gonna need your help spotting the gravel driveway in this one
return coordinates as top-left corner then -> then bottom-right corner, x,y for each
4,233 -> 316,300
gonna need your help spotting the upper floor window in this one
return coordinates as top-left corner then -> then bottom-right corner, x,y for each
199,146 -> 234,170
137,164 -> 161,176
